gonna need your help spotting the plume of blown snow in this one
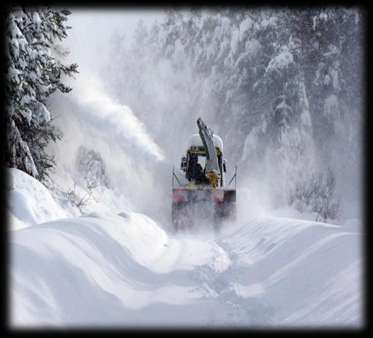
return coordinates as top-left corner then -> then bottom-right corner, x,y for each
47,68 -> 167,219
72,72 -> 165,163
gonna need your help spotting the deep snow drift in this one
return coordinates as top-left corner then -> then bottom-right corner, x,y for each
8,168 -> 362,328
8,169 -> 66,231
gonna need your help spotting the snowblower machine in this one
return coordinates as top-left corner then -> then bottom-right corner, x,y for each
172,118 -> 237,231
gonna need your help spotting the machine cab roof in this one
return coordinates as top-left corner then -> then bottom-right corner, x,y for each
187,133 -> 223,153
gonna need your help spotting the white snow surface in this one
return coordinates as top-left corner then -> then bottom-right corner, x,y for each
7,168 -> 66,230
9,169 -> 362,328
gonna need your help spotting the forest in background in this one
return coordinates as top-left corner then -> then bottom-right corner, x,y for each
103,8 -> 363,221
5,7 -> 364,222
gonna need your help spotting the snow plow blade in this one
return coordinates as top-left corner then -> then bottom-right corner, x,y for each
171,188 -> 236,231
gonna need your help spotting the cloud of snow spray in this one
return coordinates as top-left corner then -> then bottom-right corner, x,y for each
49,67 -> 170,221
46,9 -> 278,232
49,9 -> 361,233
72,73 -> 165,163
46,10 -> 178,224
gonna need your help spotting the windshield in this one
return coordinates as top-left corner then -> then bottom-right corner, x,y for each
197,155 -> 206,168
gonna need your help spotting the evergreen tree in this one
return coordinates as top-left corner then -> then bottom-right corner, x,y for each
104,8 -> 361,220
6,7 -> 78,180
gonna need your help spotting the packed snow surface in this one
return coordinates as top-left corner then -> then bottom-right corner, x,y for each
7,168 -> 66,230
9,169 -> 362,327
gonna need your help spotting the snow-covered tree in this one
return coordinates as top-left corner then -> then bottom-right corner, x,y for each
104,8 -> 361,220
75,146 -> 110,190
6,7 -> 78,180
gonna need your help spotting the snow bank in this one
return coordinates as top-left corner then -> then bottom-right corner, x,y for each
219,217 -> 362,326
10,212 -> 231,327
7,168 -> 66,230
8,168 -> 361,327
10,211 -> 362,327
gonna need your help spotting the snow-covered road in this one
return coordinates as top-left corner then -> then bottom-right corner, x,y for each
9,214 -> 362,327
8,168 -> 362,327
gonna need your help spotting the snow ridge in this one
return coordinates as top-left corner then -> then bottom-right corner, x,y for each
9,170 -> 362,327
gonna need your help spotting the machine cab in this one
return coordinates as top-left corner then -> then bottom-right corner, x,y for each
180,133 -> 226,187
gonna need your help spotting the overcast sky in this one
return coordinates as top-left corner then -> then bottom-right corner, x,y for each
64,9 -> 165,72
